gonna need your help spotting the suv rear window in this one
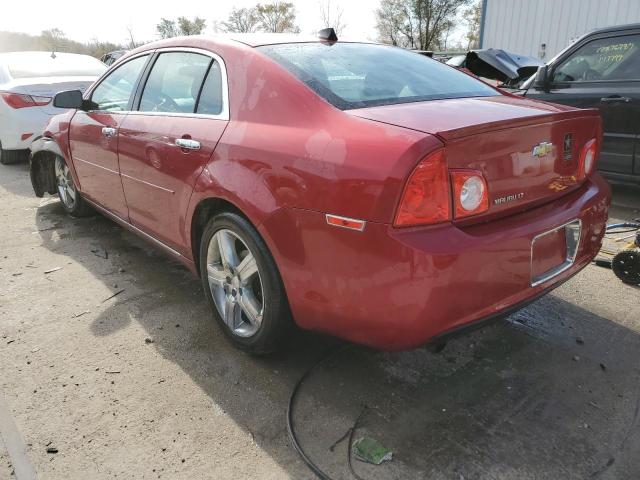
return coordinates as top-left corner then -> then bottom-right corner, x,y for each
259,43 -> 499,110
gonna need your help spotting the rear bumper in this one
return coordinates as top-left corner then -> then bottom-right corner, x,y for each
261,174 -> 611,351
0,107 -> 52,150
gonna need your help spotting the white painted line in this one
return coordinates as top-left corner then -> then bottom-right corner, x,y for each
0,392 -> 37,480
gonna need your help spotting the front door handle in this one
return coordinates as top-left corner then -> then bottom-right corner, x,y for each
600,95 -> 631,103
175,138 -> 201,150
101,126 -> 117,137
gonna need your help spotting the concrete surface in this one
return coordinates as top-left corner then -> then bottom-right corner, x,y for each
0,161 -> 639,480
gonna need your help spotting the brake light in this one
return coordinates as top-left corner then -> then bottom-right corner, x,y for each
578,138 -> 598,179
0,92 -> 51,109
451,170 -> 489,218
394,149 -> 450,227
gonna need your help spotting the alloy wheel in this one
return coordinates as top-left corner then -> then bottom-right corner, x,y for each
206,228 -> 264,338
54,157 -> 77,210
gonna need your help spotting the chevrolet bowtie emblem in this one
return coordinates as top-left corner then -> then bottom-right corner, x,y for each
532,141 -> 553,158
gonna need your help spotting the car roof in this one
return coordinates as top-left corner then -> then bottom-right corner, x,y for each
586,22 -> 640,36
157,33 -> 373,48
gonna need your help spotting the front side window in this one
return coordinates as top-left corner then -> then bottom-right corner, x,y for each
553,34 -> 640,82
139,52 -> 211,113
259,43 -> 499,110
90,55 -> 149,111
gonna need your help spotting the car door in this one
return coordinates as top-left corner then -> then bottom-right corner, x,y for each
117,50 -> 229,252
526,32 -> 640,176
69,54 -> 150,219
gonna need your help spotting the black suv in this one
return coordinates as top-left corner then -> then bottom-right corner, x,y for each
523,23 -> 640,184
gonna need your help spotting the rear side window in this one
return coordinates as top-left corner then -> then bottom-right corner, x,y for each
553,34 -> 640,82
139,52 -> 211,114
196,61 -> 223,115
259,43 -> 499,110
91,55 -> 149,111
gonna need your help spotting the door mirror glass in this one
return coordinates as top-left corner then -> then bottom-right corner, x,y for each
53,90 -> 84,109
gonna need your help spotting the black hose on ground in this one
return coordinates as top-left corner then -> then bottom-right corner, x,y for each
287,345 -> 357,480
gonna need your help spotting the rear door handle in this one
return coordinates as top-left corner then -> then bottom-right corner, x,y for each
175,138 -> 201,150
101,126 -> 117,137
600,95 -> 631,103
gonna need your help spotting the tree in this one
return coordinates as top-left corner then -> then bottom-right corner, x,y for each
375,0 -> 471,51
319,0 -> 346,36
463,0 -> 481,50
41,28 -> 67,51
156,17 -> 206,39
157,18 -> 179,39
177,16 -> 207,36
221,7 -> 260,33
256,2 -> 300,33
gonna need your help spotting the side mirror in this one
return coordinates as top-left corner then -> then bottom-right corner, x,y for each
53,90 -> 85,110
532,65 -> 550,92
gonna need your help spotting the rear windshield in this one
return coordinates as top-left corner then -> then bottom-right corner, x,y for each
259,43 -> 499,110
8,54 -> 106,79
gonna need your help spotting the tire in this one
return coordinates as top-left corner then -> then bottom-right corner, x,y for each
199,212 -> 292,355
0,147 -> 28,165
54,155 -> 92,217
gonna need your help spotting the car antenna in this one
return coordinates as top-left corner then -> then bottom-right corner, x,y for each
318,28 -> 338,42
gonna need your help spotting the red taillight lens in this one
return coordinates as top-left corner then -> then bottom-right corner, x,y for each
0,92 -> 51,109
578,138 -> 598,179
451,170 -> 489,218
394,149 -> 450,227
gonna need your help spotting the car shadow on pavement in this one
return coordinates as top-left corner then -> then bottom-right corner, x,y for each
32,198 -> 640,480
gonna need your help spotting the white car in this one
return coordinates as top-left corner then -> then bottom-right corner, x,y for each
0,51 -> 106,164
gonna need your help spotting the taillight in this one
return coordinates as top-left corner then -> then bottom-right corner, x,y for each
578,138 -> 598,179
0,92 -> 51,109
451,170 -> 489,218
394,149 -> 450,227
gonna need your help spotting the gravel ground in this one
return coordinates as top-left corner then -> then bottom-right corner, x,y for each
1,161 -> 639,480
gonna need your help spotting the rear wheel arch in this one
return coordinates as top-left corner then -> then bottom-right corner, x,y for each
191,197 -> 253,276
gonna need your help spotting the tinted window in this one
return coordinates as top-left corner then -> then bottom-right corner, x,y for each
259,43 -> 499,110
196,61 -> 224,115
140,52 -> 211,113
91,55 -> 148,111
553,34 -> 640,82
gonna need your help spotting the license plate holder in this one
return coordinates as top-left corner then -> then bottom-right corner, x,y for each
531,220 -> 581,287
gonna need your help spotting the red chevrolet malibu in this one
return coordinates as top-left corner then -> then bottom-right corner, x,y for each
29,32 -> 610,354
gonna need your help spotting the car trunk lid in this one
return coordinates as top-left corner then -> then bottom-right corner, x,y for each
7,76 -> 97,114
348,95 -> 601,221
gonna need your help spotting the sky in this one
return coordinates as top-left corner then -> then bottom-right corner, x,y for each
0,0 -> 384,44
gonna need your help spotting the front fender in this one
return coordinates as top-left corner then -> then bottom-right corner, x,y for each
29,136 -> 63,197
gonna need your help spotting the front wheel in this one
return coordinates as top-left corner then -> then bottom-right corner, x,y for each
54,156 -> 92,217
199,212 -> 292,354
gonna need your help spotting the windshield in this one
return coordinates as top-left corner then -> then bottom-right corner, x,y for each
259,43 -> 499,110
7,53 -> 106,79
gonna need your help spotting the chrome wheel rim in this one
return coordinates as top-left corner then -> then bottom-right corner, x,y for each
206,229 -> 264,338
54,157 -> 76,209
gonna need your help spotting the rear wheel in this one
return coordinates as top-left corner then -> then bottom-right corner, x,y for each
54,156 -> 92,217
199,212 -> 292,354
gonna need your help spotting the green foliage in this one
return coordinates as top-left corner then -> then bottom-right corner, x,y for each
255,2 -> 300,33
156,17 -> 207,39
376,0 -> 471,50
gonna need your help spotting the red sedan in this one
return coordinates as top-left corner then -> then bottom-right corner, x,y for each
29,32 -> 611,354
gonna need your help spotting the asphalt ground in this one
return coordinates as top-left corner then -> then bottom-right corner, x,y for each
1,161 -> 639,479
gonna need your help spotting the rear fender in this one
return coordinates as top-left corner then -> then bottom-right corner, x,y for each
29,137 -> 62,197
